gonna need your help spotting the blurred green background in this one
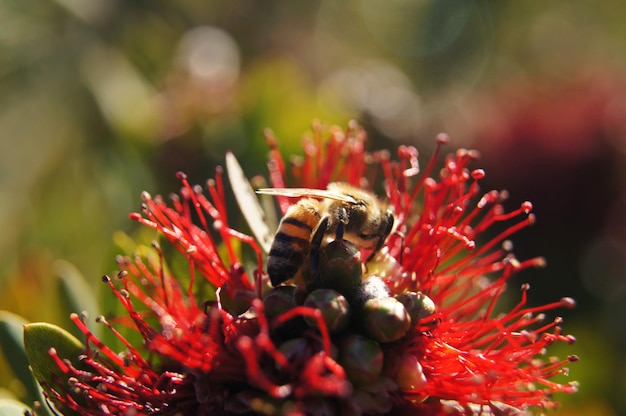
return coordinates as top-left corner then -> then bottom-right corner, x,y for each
1,1 -> 625,415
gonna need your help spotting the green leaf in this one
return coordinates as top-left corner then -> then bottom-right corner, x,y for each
23,322 -> 85,389
54,260 -> 101,338
0,398 -> 31,416
0,311 -> 40,403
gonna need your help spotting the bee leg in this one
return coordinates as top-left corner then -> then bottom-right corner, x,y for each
309,215 -> 330,270
335,207 -> 348,240
302,216 -> 330,291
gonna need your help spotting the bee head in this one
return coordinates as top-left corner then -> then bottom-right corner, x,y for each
326,202 -> 394,251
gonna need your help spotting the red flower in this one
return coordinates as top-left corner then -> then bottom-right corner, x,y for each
41,122 -> 576,415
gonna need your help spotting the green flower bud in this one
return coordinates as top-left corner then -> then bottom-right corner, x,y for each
338,334 -> 383,387
303,289 -> 350,333
359,297 -> 411,343
278,337 -> 339,361
262,285 -> 304,321
395,291 -> 436,322
318,239 -> 363,297
394,353 -> 427,390
278,337 -> 309,363
263,285 -> 306,338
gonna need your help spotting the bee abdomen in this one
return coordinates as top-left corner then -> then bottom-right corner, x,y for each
268,214 -> 319,285
280,216 -> 315,231
268,232 -> 310,286
267,200 -> 323,286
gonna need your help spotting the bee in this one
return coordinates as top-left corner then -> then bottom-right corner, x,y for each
256,183 -> 395,287
225,152 -> 395,288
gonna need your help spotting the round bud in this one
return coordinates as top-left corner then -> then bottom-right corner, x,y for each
278,337 -> 339,363
262,285 -> 307,338
303,289 -> 350,333
278,337 -> 309,363
394,353 -> 427,390
262,285 -> 300,321
359,297 -> 411,343
318,239 -> 363,298
395,291 -> 436,322
338,334 -> 383,386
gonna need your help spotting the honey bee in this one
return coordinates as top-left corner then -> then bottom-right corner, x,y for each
256,183 -> 395,286
225,152 -> 395,287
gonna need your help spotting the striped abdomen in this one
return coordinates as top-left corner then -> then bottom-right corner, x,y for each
267,200 -> 322,286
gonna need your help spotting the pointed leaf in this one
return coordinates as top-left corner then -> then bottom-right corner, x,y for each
23,322 -> 85,388
0,398 -> 31,416
0,311 -> 40,403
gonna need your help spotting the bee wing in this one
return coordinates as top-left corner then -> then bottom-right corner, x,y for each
256,188 -> 358,203
225,152 -> 274,254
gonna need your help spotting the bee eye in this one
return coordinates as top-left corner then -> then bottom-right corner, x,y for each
383,211 -> 395,236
